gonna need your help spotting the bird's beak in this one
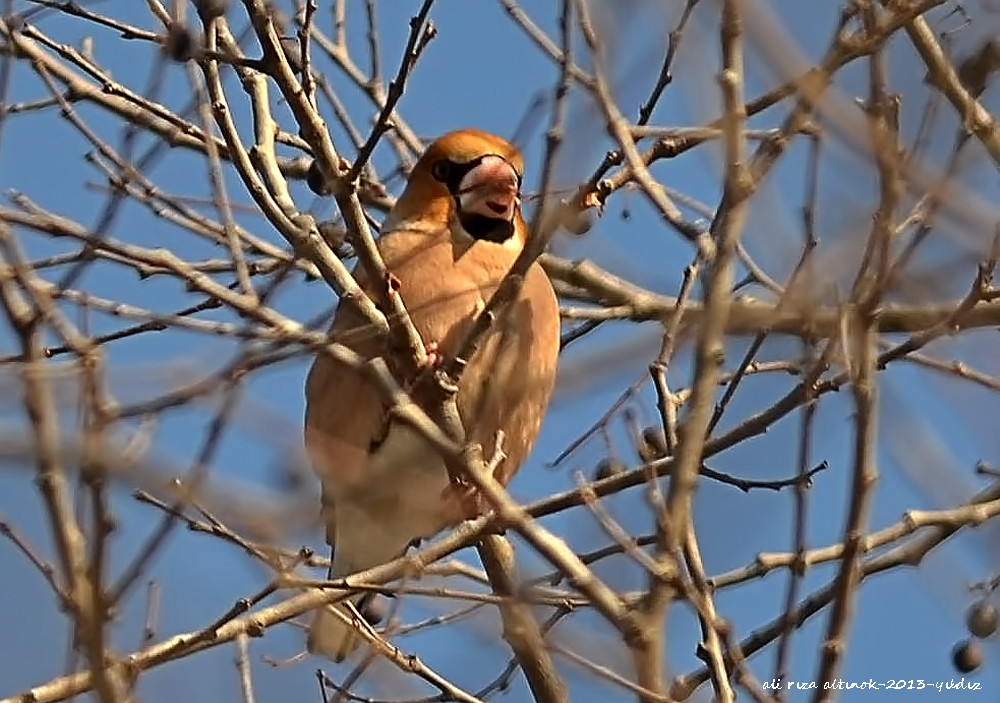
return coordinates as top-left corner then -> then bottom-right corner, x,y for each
457,155 -> 520,222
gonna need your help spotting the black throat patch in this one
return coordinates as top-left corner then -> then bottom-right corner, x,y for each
458,211 -> 515,243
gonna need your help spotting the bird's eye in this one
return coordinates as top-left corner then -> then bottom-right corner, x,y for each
431,159 -> 453,182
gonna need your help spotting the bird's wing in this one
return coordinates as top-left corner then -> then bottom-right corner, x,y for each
303,250 -> 392,545
448,258 -> 561,487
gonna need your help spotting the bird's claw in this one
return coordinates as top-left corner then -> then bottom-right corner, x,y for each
422,340 -> 441,370
441,480 -> 487,521
400,341 -> 441,395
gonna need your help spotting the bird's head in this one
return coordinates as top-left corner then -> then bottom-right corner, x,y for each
388,129 -> 525,246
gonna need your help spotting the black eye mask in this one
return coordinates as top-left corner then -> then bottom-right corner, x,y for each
431,156 -> 522,243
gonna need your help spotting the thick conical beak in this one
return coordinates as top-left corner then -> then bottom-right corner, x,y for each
457,155 -> 520,222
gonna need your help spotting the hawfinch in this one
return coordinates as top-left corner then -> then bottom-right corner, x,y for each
303,129 -> 561,661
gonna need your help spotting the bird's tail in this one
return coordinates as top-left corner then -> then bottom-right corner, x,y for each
307,504 -> 417,662
307,573 -> 378,662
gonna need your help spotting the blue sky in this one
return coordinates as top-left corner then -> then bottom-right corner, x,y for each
1,1 -> 999,702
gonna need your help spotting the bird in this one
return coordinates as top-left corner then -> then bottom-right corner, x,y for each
303,128 -> 561,661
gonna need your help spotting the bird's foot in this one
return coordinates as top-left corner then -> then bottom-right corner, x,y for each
441,480 -> 488,522
421,340 -> 441,370
401,341 -> 441,395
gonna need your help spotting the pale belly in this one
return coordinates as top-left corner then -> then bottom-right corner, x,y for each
337,422 -> 454,546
